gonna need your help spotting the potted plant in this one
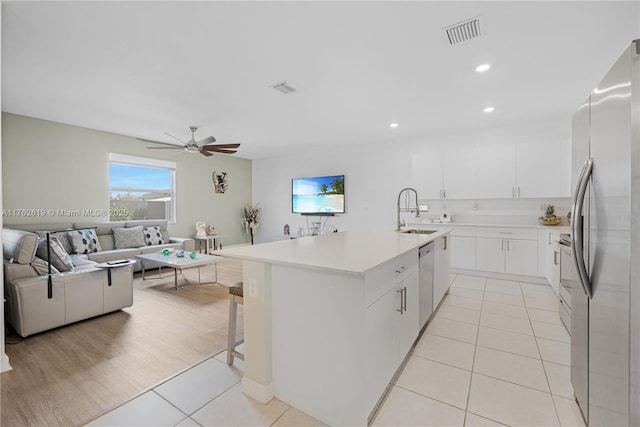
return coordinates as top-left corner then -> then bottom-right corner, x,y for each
241,203 -> 261,245
538,205 -> 562,225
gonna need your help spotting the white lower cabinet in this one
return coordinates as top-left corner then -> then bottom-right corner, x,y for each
505,239 -> 538,276
476,237 -> 506,273
543,230 -> 561,295
397,272 -> 419,358
476,237 -> 538,276
433,235 -> 451,310
451,236 -> 476,270
365,258 -> 419,413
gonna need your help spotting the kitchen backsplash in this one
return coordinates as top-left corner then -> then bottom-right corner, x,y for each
402,197 -> 572,226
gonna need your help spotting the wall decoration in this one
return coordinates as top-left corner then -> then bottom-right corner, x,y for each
213,171 -> 228,193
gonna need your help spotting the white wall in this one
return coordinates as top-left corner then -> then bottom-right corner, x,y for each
2,113 -> 252,245
0,4 -> 11,373
252,117 -> 572,243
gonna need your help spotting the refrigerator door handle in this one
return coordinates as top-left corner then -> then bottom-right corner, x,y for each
571,158 -> 593,299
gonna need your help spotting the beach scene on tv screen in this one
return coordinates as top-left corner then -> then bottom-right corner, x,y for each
292,175 -> 345,213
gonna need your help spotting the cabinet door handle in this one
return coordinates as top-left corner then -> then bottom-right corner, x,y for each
507,240 -> 510,251
443,189 -> 447,198
443,236 -> 447,251
512,187 -> 515,198
554,251 -> 559,265
396,266 -> 407,274
499,231 -> 513,234
403,286 -> 407,312
397,288 -> 404,313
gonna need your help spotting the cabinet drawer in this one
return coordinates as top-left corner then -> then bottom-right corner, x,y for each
476,226 -> 538,240
365,250 -> 418,307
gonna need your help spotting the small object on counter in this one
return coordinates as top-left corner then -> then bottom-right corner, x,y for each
284,224 -> 290,236
189,252 -> 196,259
162,249 -> 170,256
538,204 -> 562,225
176,250 -> 185,257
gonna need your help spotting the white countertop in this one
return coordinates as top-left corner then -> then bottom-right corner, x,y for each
217,228 -> 450,275
407,222 -> 571,234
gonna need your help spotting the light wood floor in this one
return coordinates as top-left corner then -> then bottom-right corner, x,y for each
1,258 -> 243,427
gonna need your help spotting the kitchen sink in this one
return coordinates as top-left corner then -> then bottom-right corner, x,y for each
400,229 -> 437,234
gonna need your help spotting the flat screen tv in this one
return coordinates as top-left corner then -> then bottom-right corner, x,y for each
292,174 -> 345,215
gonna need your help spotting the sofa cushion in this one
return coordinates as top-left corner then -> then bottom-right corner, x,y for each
31,257 -> 60,275
142,226 -> 165,246
3,229 -> 39,264
113,226 -> 146,249
87,248 -> 140,264
36,237 -> 74,272
34,230 -> 73,254
68,229 -> 102,254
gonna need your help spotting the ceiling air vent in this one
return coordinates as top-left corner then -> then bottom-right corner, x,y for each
444,16 -> 484,46
270,81 -> 297,95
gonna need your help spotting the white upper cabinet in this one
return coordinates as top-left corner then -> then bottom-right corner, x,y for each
477,142 -> 566,199
412,149 -> 476,199
477,145 -> 517,198
412,151 -> 443,199
443,148 -> 477,199
516,142 -> 564,198
414,141 -> 568,200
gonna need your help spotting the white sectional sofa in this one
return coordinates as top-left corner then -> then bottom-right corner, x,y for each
3,220 -> 195,337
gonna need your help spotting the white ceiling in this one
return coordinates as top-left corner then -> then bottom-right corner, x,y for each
2,1 -> 639,160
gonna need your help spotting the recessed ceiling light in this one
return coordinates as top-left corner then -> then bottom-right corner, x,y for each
390,123 -> 399,128
483,107 -> 495,113
476,64 -> 491,72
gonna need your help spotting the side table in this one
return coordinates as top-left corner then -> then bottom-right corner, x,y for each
193,235 -> 223,254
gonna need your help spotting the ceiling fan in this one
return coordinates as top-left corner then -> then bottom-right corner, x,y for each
137,126 -> 240,157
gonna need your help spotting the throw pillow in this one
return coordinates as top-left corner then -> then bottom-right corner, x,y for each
68,229 -> 102,254
113,226 -> 146,249
142,226 -> 165,246
36,237 -> 74,272
31,256 -> 60,275
35,231 -> 73,254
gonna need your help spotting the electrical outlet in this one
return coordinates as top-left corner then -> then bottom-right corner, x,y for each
248,278 -> 258,298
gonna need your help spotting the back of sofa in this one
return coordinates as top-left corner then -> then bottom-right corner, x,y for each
73,220 -> 170,251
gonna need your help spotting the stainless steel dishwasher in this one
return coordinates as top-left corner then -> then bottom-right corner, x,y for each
419,242 -> 434,330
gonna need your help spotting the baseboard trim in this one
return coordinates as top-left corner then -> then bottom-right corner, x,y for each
1,352 -> 13,372
452,268 -> 548,285
241,376 -> 274,404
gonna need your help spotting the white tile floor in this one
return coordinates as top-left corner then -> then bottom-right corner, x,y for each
87,274 -> 585,427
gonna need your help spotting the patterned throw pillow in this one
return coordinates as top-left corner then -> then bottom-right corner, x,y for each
113,226 -> 146,249
68,229 -> 102,254
36,237 -> 74,272
35,231 -> 74,254
31,256 -> 61,275
143,226 -> 164,246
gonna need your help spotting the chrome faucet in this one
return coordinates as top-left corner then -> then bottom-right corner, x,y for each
397,188 -> 420,231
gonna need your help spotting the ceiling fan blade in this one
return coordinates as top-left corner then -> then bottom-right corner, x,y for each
137,138 -> 185,147
196,136 -> 216,146
146,146 -> 184,149
164,132 -> 187,145
201,143 -> 241,150
205,149 -> 237,154
200,150 -> 214,157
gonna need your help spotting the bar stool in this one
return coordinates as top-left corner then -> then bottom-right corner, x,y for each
227,282 -> 244,365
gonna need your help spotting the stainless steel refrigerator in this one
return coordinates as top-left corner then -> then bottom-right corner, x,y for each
570,39 -> 640,426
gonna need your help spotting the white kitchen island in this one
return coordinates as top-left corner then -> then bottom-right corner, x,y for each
217,228 -> 451,426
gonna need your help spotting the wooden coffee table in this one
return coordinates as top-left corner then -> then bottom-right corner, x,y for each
136,251 -> 224,290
